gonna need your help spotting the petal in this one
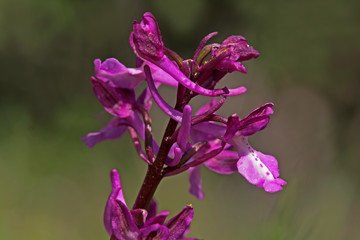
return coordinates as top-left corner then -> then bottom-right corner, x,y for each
243,102 -> 274,119
91,76 -> 136,118
81,117 -> 127,148
221,35 -> 259,61
111,199 -> 139,240
94,58 -> 144,89
192,122 -> 226,141
232,136 -> 286,193
154,55 -> 229,97
238,115 -> 270,136
132,12 -> 164,61
224,114 -> 241,141
104,169 -> 127,235
215,59 -> 247,73
145,211 -> 170,227
139,224 -> 169,240
177,105 -> 192,151
166,146 -> 182,167
225,103 -> 274,139
188,166 -> 204,200
195,98 -> 219,115
204,150 -> 238,174
193,32 -> 218,60
144,65 -> 183,122
166,205 -> 194,240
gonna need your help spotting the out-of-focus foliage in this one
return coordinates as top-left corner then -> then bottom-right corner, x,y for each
1,0 -> 359,239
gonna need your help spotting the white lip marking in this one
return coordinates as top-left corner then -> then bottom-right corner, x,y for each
234,135 -> 275,181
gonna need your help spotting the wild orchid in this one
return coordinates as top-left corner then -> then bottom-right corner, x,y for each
83,12 -> 286,239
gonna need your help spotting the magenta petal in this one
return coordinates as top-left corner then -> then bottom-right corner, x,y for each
91,77 -> 135,118
254,151 -> 280,178
193,31 -> 218,59
221,35 -> 259,61
188,166 -> 204,200
166,205 -> 194,240
263,178 -> 287,193
104,169 -> 127,235
233,136 -> 286,193
166,146 -> 182,167
177,105 -> 192,151
196,98 -> 218,115
244,102 -> 274,119
82,117 -> 127,148
144,65 -> 183,122
238,115 -> 271,136
215,59 -> 247,73
139,224 -> 169,240
145,211 -> 170,227
204,150 -> 238,174
94,58 -> 144,89
155,55 -> 229,97
111,199 -> 139,240
132,12 -> 164,61
191,122 -> 226,140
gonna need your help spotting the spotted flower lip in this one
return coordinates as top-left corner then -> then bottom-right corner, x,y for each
185,103 -> 285,198
225,104 -> 287,193
104,169 -> 195,240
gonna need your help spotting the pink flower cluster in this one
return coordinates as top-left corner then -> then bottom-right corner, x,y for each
83,12 -> 286,240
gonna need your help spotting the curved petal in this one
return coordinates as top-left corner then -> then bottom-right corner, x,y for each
188,166 -> 204,199
204,150 -> 238,174
166,205 -> 194,240
104,169 -> 127,235
111,199 -> 139,240
177,105 -> 192,151
94,58 -> 144,89
145,211 -> 170,227
82,117 -> 127,148
91,77 -> 135,118
215,59 -> 247,73
144,65 -> 183,122
139,224 -> 169,240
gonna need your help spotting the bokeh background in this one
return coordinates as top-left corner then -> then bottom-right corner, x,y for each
1,0 -> 359,239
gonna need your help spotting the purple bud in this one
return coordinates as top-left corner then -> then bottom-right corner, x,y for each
132,12 -> 164,61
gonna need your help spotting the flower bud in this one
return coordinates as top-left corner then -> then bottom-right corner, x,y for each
132,12 -> 164,61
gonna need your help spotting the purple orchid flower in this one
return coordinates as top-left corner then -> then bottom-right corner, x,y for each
224,103 -> 287,193
209,35 -> 259,74
81,78 -> 147,148
95,58 -> 178,88
131,13 -> 249,97
105,170 -> 196,240
184,103 -> 286,198
84,11 -> 286,240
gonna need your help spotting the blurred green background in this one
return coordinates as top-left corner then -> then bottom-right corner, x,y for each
1,0 -> 359,239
